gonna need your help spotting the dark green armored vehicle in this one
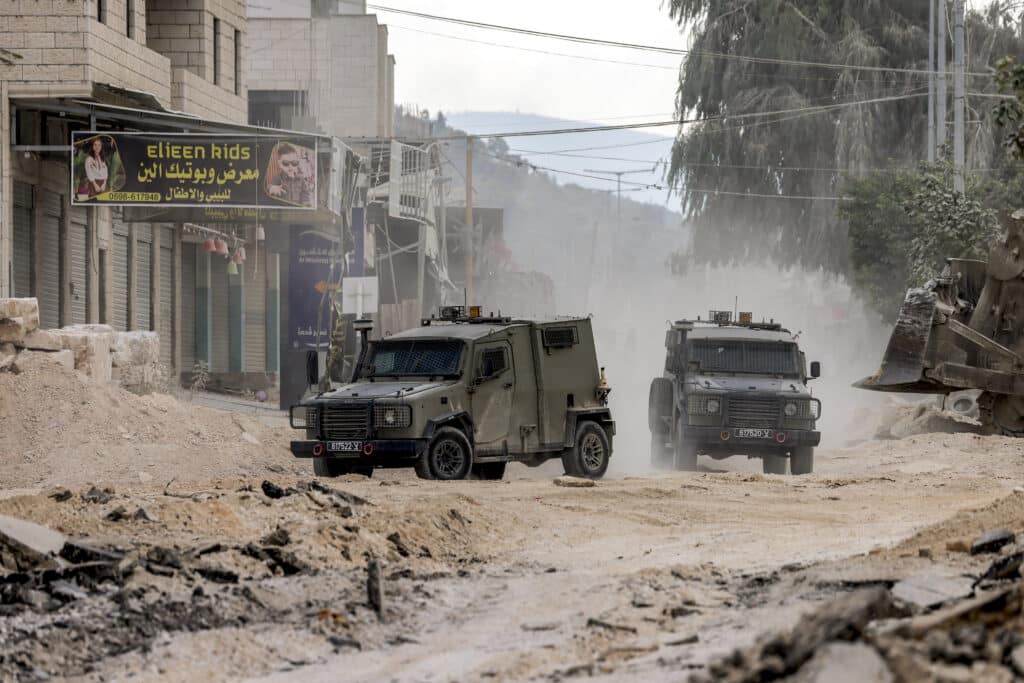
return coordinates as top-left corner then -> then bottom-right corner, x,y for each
290,307 -> 614,481
649,312 -> 821,475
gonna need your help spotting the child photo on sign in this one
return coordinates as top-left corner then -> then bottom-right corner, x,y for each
73,134 -> 125,200
264,141 -> 315,208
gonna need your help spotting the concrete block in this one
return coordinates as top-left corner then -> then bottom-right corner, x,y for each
22,328 -> 63,352
0,298 -> 40,332
0,342 -> 15,371
79,335 -> 112,383
111,331 -> 160,368
0,317 -> 27,345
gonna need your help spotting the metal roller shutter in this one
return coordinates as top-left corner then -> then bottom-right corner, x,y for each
12,182 -> 32,298
38,190 -> 62,329
243,247 -> 266,372
68,208 -> 88,325
210,256 -> 229,373
181,244 -> 197,371
136,224 -> 152,331
159,227 -> 174,367
112,213 -> 130,331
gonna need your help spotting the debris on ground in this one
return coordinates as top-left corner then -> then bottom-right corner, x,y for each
553,476 -> 597,488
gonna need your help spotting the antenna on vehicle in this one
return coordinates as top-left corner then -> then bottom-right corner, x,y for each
734,296 -> 738,321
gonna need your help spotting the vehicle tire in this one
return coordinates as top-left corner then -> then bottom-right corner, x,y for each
313,458 -> 373,478
762,454 -> 787,475
651,433 -> 673,470
649,379 -> 673,434
422,427 -> 473,481
472,462 -> 507,480
673,419 -> 698,471
791,447 -> 814,475
562,421 -> 611,479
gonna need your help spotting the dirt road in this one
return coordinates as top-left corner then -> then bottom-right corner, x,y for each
3,428 -> 1024,682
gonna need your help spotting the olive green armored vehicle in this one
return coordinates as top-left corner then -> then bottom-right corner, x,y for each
649,311 -> 821,475
290,307 -> 614,480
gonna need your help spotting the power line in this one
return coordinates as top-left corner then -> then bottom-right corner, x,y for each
430,92 -> 928,140
367,3 -> 993,77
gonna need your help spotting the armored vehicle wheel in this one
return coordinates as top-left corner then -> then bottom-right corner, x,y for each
313,458 -> 373,478
762,454 -> 787,475
472,462 -> 507,480
791,447 -> 814,475
651,433 -> 673,470
422,427 -> 473,480
563,421 -> 611,479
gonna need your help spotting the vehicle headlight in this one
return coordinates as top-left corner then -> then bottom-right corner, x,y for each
290,405 -> 316,429
706,399 -> 721,415
374,405 -> 411,429
784,402 -> 798,417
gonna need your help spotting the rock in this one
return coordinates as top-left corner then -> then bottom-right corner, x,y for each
59,540 -> 124,565
975,551 -> 1024,585
81,486 -> 114,504
0,298 -> 40,331
553,476 -> 597,488
918,547 -> 932,559
791,642 -> 894,683
133,507 -> 158,522
137,471 -> 153,484
194,564 -> 240,584
0,342 -> 15,371
386,532 -> 412,558
971,529 -> 1016,555
49,580 -> 88,602
146,546 -> 183,569
0,514 -> 67,572
241,431 -> 261,446
21,328 -> 62,351
892,571 -> 974,611
946,539 -> 970,553
261,527 -> 291,547
261,480 -> 290,499
0,316 -> 26,345
48,489 -> 72,502
104,506 -> 129,522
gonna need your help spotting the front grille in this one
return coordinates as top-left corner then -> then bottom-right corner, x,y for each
728,396 -> 779,429
321,403 -> 370,439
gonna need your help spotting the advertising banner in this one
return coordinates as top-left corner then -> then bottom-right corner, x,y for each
289,230 -> 342,350
71,132 -> 317,209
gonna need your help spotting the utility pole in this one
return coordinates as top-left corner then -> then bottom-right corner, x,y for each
928,0 -> 936,162
937,0 -> 947,158
953,0 -> 966,192
582,166 -> 657,234
465,136 -> 474,307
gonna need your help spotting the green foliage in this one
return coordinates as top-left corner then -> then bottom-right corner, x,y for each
189,361 -> 210,394
666,0 -> 1024,274
843,162 -> 1004,321
994,56 -> 1024,158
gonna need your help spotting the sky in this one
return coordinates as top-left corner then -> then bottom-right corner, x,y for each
251,0 -> 686,130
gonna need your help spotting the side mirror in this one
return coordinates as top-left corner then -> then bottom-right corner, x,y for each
306,350 -> 319,386
810,361 -> 821,379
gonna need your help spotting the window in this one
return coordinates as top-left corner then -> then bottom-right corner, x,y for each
480,348 -> 508,378
213,17 -> 221,85
689,341 -> 799,376
126,0 -> 134,37
233,29 -> 242,95
543,326 -> 578,348
364,340 -> 463,378
97,0 -> 106,23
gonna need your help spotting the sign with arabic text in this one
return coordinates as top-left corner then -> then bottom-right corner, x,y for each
70,132 -> 317,209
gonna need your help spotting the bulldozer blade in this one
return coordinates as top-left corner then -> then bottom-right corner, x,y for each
854,288 -> 938,392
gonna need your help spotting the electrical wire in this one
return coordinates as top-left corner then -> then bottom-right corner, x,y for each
367,3 -> 994,78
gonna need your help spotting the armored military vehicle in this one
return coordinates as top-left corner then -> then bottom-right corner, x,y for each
290,307 -> 614,480
648,311 -> 822,475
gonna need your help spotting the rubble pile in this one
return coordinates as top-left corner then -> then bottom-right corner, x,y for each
0,479 -> 493,680
0,297 -> 160,393
691,525 -> 1024,683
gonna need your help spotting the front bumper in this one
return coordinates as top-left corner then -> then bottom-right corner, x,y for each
682,426 -> 820,449
290,439 -> 426,467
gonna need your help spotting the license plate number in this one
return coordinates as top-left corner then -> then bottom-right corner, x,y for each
328,441 -> 362,452
736,428 -> 773,439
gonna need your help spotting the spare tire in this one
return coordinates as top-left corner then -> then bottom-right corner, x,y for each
649,378 -> 673,434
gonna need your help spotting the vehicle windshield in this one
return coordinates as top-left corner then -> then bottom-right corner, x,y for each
362,339 -> 463,378
689,340 -> 799,376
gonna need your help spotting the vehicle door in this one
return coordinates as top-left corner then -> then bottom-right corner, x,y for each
470,341 -> 514,450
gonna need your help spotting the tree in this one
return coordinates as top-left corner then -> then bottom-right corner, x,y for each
843,162 -> 1005,320
666,0 -> 1024,274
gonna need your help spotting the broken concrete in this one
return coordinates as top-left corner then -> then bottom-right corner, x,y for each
21,328 -> 63,352
971,529 -> 1016,555
791,642 -> 894,683
0,514 -> 67,572
892,570 -> 974,611
0,317 -> 27,345
554,476 -> 597,488
0,342 -> 15,371
110,331 -> 159,368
